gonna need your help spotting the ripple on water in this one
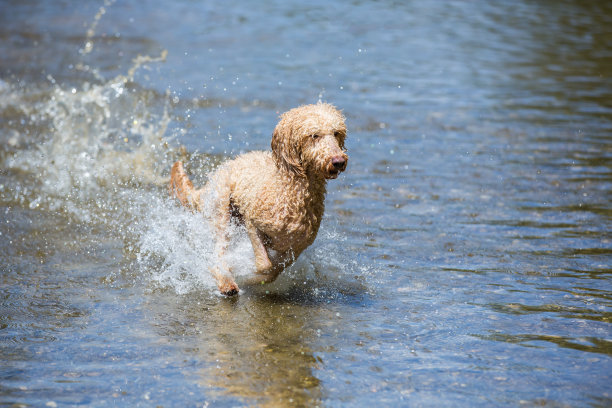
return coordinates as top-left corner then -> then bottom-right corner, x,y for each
0,0 -> 611,406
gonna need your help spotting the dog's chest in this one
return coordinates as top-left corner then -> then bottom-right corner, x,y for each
256,191 -> 324,252
231,164 -> 327,253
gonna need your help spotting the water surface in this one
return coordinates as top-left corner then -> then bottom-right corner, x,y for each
1,1 -> 611,406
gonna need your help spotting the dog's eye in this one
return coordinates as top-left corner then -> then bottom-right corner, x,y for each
311,134 -> 320,140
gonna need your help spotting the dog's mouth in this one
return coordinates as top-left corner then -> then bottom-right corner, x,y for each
326,169 -> 339,179
326,167 -> 344,179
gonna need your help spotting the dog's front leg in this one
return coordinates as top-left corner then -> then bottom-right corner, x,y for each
244,249 -> 292,286
244,219 -> 273,273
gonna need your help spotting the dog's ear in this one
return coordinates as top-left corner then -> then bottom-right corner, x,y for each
271,120 -> 305,177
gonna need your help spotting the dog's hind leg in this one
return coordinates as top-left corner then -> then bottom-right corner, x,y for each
207,168 -> 240,296
170,161 -> 238,295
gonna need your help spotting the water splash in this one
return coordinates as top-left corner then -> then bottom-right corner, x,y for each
1,42 -> 261,294
5,49 -> 170,216
136,196 -> 257,294
79,0 -> 117,56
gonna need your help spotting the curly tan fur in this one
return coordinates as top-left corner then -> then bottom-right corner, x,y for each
169,103 -> 348,296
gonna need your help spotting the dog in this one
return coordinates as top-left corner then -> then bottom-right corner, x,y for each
169,103 -> 348,295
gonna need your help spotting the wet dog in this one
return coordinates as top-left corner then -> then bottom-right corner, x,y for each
169,103 -> 348,295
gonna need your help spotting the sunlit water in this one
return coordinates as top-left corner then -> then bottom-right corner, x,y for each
1,1 -> 611,407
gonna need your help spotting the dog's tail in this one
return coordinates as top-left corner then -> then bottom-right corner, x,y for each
169,161 -> 200,211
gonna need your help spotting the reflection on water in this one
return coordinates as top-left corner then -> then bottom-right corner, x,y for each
149,291 -> 328,406
1,0 -> 611,406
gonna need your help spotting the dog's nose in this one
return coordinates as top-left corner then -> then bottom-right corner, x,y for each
331,156 -> 346,170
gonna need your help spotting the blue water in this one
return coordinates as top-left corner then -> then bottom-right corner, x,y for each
1,1 -> 611,406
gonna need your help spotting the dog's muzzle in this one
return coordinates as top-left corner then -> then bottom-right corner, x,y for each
326,156 -> 348,179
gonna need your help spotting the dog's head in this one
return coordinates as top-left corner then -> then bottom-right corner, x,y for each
272,103 -> 348,180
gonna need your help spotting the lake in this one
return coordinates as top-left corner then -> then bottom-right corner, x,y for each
1,0 -> 611,406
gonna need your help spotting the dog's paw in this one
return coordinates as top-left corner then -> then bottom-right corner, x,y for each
218,279 -> 240,296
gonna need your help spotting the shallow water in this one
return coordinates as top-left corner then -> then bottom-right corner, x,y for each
1,0 -> 611,406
